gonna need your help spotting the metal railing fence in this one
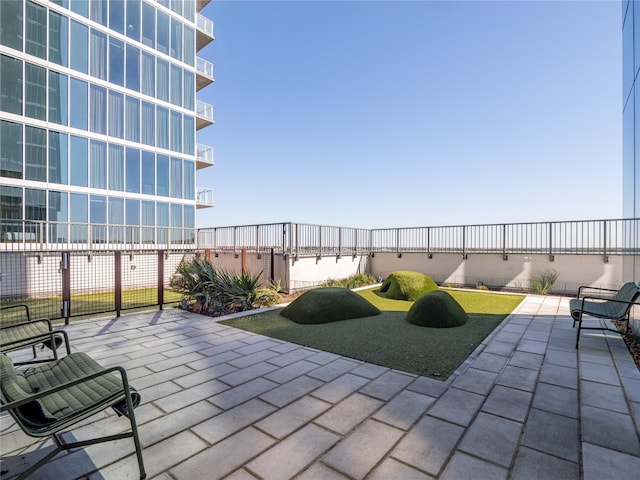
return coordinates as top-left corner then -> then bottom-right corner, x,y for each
197,218 -> 640,259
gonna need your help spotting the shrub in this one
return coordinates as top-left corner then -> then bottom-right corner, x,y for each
280,287 -> 381,324
379,271 -> 439,301
405,290 -> 468,328
322,273 -> 378,289
531,270 -> 559,295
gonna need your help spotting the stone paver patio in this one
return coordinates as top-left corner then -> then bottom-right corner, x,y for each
2,295 -> 640,479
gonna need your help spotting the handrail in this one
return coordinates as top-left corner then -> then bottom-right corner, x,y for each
196,13 -> 214,38
196,100 -> 214,122
196,56 -> 214,80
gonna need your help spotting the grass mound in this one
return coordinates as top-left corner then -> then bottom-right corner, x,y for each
379,271 -> 438,301
280,287 -> 381,324
406,290 -> 468,327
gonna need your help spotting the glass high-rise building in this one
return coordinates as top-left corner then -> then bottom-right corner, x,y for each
623,0 -> 640,280
0,0 -> 215,248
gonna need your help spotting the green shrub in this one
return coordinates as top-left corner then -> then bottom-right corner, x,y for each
405,290 -> 468,328
379,271 -> 439,301
530,270 -> 559,295
280,287 -> 381,324
322,273 -> 378,289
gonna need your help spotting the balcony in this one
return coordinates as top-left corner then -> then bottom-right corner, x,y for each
196,56 -> 214,91
196,187 -> 214,208
196,13 -> 215,51
196,100 -> 214,130
196,143 -> 215,169
196,0 -> 211,12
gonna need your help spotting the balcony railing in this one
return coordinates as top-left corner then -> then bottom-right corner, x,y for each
196,143 -> 215,169
197,219 -> 640,259
196,13 -> 214,50
197,188 -> 215,208
196,56 -> 215,90
196,100 -> 214,129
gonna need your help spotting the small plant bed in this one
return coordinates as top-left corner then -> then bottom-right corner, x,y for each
220,287 -> 524,379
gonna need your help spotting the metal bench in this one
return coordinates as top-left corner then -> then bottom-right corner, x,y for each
570,282 -> 640,348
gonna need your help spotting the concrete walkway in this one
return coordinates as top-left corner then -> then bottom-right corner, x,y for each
2,295 -> 640,479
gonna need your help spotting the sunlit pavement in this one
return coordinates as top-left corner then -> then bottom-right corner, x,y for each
2,295 -> 639,479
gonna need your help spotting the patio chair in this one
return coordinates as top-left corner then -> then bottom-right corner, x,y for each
0,352 -> 145,479
1,304 -> 70,365
570,282 -> 640,348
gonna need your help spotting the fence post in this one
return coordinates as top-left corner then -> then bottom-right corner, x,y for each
61,251 -> 71,325
603,220 -> 609,263
502,224 -> 508,260
114,251 -> 122,317
158,250 -> 165,309
241,248 -> 247,273
462,226 -> 467,260
548,222 -> 554,261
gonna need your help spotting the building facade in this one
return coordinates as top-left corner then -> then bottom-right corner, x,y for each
0,0 -> 214,250
623,0 -> 640,281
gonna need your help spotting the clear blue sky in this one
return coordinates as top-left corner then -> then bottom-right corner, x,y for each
196,0 -> 622,229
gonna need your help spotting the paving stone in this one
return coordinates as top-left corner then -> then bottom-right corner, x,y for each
508,351 -> 544,370
440,451 -> 508,480
259,375 -> 324,407
146,352 -> 205,372
531,382 -> 578,418
482,385 -> 532,423
269,342 -> 305,354
192,399 -> 276,444
154,379 -> 229,413
497,365 -> 538,392
516,339 -> 547,355
458,412 -> 522,467
263,360 -> 320,384
306,351 -> 341,366
483,340 -> 517,356
581,404 -> 640,455
579,361 -> 620,386
223,468 -> 260,480
350,362 -> 390,379
580,380 -> 628,413
373,389 -> 434,430
521,409 -> 579,462
522,329 -> 550,342
228,349 -> 280,368
471,352 -> 509,373
621,376 -> 640,403
428,388 -> 484,426
406,376 -> 449,398
266,348 -> 317,367
392,415 -> 465,477
511,446 -> 579,480
315,393 -> 383,435
173,363 -> 238,389
247,424 -> 339,479
218,362 -> 279,387
209,378 -> 279,409
234,340 -> 283,356
186,350 -> 243,371
323,420 -> 404,478
544,348 -> 578,368
359,371 -> 415,401
538,362 -> 578,389
582,442 -> 640,480
368,457 -> 434,480
307,358 -> 361,381
296,463 -> 349,479
256,396 -> 332,439
453,368 -> 498,395
169,428 -> 275,479
311,373 -> 370,404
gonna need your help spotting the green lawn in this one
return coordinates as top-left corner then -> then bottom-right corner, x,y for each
220,287 -> 524,379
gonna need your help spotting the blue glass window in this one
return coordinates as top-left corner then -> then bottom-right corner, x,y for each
183,116 -> 195,155
157,10 -> 169,54
125,147 -> 140,193
90,140 -> 107,189
170,64 -> 182,106
157,201 -> 169,243
184,160 -> 195,200
108,196 -> 124,243
125,96 -> 140,142
90,85 -> 107,134
142,1 -> 155,48
90,0 -> 107,26
70,0 -> 89,18
170,111 -> 182,152
69,192 -> 88,243
171,203 -> 182,242
126,0 -> 141,41
108,90 -> 124,138
108,143 -> 124,191
170,157 -> 182,198
90,29 -> 108,80
109,37 -> 125,86
156,154 -> 169,196
183,26 -> 195,67
156,107 -> 169,149
183,70 -> 195,110
25,63 -> 46,120
70,135 -> 88,187
110,0 -> 125,34
0,0 -> 23,51
0,120 -> 23,179
141,52 -> 155,97
48,70 -> 68,125
90,195 -> 107,243
48,130 -> 68,184
70,20 -> 88,74
126,44 -> 140,92
125,198 -> 140,243
0,54 -> 22,115
170,17 -> 182,62
141,101 -> 155,146
141,151 -> 155,194
156,58 -> 169,102
25,0 -> 46,59
49,190 -> 68,243
69,78 -> 88,130
49,11 -> 68,67
141,200 -> 155,243
25,189 -> 46,235
25,126 -> 46,182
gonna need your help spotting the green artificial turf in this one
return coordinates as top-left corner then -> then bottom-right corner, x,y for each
220,287 -> 524,379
